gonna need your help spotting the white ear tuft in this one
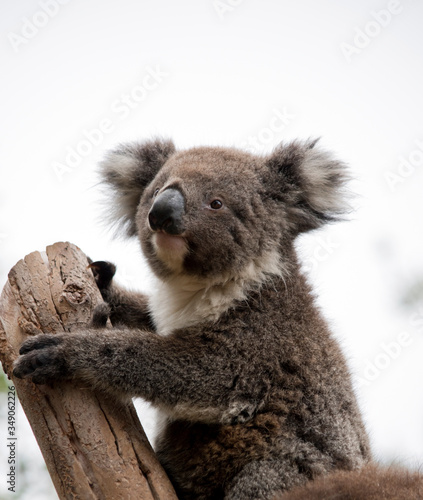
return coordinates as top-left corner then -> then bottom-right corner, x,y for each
299,143 -> 350,216
100,138 -> 175,237
266,139 -> 351,234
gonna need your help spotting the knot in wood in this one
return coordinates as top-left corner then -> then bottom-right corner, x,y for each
62,282 -> 89,306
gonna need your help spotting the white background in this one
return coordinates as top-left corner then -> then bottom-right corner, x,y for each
1,1 -> 423,498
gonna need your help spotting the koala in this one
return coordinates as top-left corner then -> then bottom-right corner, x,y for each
276,464 -> 423,500
13,138 -> 371,499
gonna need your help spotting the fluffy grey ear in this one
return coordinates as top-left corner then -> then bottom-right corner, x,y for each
100,138 -> 176,237
265,139 -> 350,234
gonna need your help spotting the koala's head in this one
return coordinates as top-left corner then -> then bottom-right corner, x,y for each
101,138 -> 348,281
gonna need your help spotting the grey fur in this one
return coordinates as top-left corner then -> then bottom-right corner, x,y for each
13,138 -> 370,499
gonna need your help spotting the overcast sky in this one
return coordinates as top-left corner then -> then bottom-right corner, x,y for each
1,1 -> 423,497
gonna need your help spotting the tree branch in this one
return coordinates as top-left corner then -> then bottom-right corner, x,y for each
0,241 -> 177,500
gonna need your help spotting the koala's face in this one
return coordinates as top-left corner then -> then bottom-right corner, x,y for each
136,148 -> 279,279
101,138 -> 347,281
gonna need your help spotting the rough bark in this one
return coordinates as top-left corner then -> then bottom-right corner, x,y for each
0,241 -> 178,500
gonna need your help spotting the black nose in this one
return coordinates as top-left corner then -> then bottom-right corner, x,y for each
148,188 -> 185,234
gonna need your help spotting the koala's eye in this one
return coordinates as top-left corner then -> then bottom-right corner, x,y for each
153,189 -> 160,198
210,199 -> 223,210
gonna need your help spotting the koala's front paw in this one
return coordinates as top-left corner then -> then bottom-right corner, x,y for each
88,261 -> 116,296
90,302 -> 111,329
13,334 -> 71,385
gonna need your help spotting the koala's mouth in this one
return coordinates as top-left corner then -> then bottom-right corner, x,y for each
153,232 -> 187,253
151,232 -> 189,273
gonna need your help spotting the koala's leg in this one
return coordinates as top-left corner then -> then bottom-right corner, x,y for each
225,460 -> 306,500
89,261 -> 152,329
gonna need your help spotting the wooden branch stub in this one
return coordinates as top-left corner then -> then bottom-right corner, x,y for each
0,242 -> 177,500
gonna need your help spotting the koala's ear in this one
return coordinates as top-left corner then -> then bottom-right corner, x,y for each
100,138 -> 176,237
265,139 -> 350,234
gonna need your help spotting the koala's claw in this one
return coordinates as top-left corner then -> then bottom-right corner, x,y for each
88,261 -> 116,291
13,334 -> 69,384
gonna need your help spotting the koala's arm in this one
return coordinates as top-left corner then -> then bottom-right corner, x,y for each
13,327 -> 252,424
89,261 -> 153,329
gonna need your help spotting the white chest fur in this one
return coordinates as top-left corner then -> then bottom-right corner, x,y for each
148,249 -> 286,336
